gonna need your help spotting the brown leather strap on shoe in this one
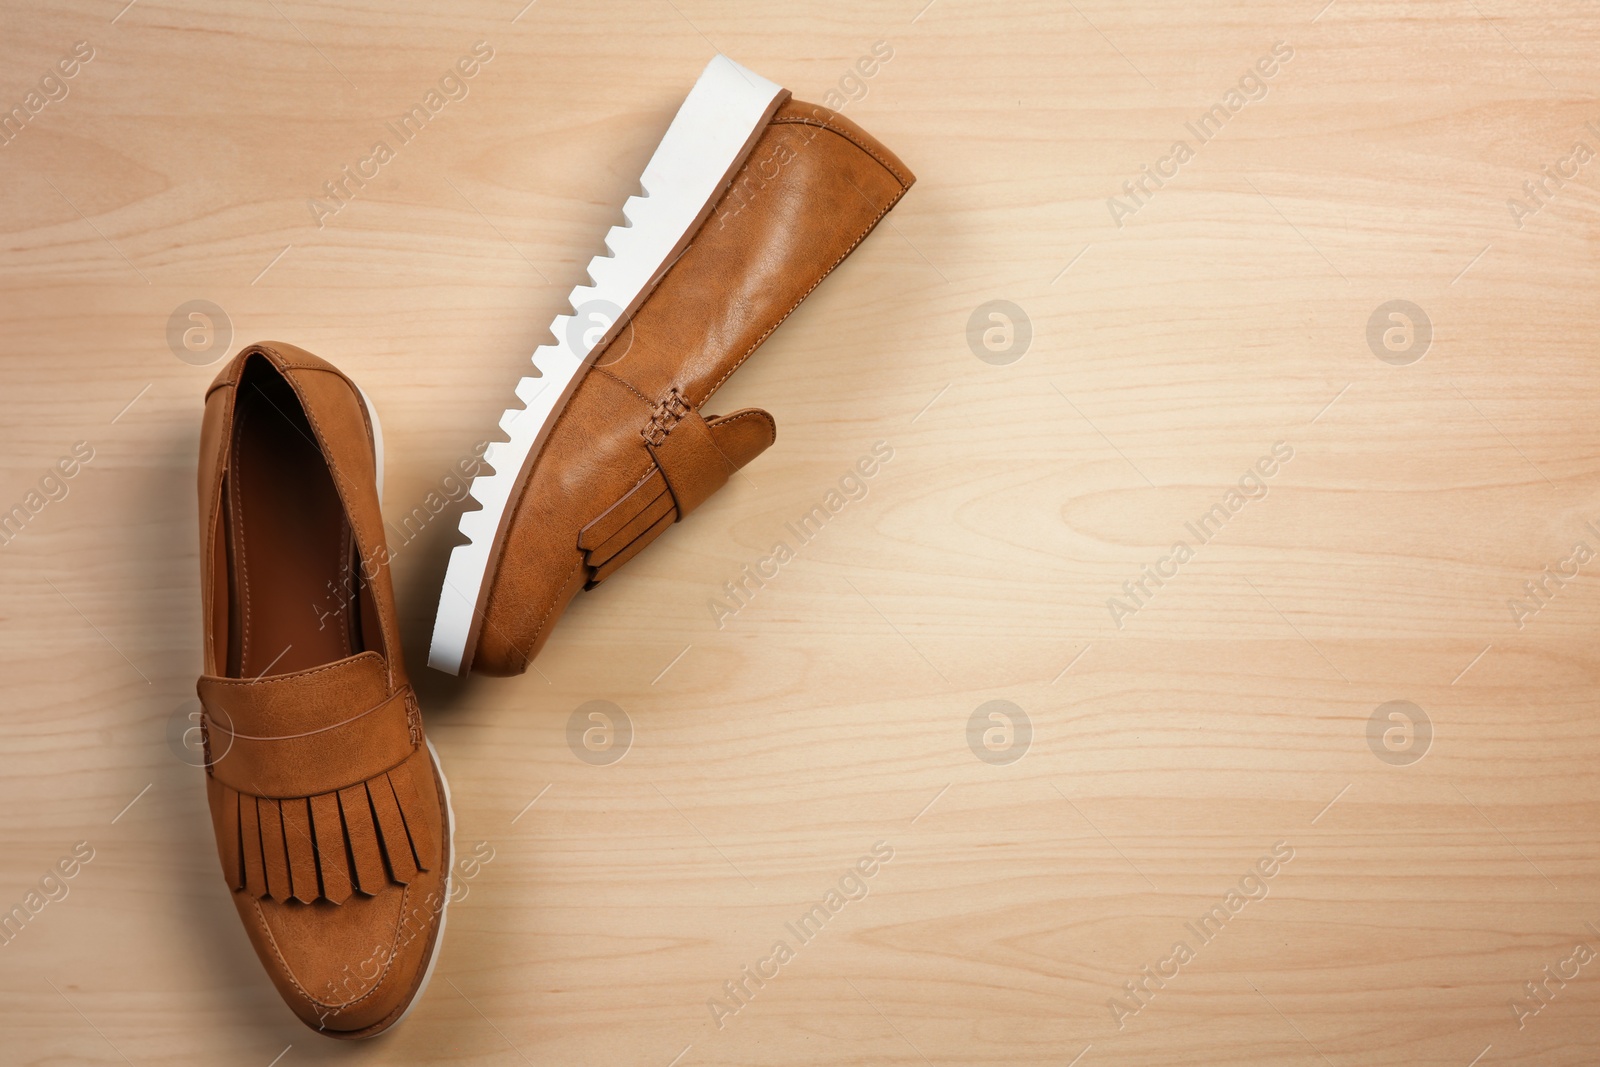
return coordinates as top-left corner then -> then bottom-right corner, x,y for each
578,397 -> 776,587
197,653 -> 432,905
204,688 -> 417,798
646,394 -> 733,516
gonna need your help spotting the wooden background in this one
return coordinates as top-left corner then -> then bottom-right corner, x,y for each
3,0 -> 1599,1063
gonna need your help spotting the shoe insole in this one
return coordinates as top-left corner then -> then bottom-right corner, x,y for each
227,366 -> 359,678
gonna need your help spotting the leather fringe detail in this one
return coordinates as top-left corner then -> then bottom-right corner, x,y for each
578,469 -> 676,588
215,766 -> 433,905
576,406 -> 776,589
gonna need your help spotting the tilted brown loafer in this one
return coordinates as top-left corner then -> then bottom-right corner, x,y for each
428,55 -> 915,675
196,343 -> 453,1037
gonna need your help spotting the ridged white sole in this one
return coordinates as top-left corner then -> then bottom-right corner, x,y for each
427,55 -> 787,675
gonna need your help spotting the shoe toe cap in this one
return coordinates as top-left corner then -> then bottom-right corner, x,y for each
239,876 -> 446,1037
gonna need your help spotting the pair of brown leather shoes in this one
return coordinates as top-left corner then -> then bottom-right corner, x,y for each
195,56 -> 912,1037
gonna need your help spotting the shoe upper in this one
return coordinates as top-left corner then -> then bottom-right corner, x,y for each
196,343 -> 448,1037
472,99 -> 915,674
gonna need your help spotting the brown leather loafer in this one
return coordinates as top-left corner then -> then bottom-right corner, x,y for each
196,343 -> 453,1037
428,55 -> 914,675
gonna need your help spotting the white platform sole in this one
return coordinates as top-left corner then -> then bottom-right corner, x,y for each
339,391 -> 454,1038
384,738 -> 455,1034
427,55 -> 787,675
357,384 -> 385,501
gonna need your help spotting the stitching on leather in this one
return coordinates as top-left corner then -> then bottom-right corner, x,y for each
250,901 -> 323,1006
694,184 -> 906,408
231,404 -> 253,673
594,366 -> 652,406
356,751 -> 452,1030
620,462 -> 657,500
405,692 -> 421,747
251,345 -> 362,392
266,371 -> 397,690
713,410 -> 778,437
623,465 -> 656,495
336,526 -> 353,659
206,686 -> 414,741
249,883 -> 411,1014
203,652 -> 385,686
277,361 -> 354,379
641,388 -> 691,446
579,467 -> 662,545
465,590 -> 532,673
512,556 -> 583,671
354,751 -> 453,1030
576,473 -> 662,556
294,382 -> 358,506
481,366 -> 651,666
769,115 -> 911,188
203,399 -> 231,674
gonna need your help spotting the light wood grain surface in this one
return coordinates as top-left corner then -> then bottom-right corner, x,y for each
4,0 -> 1600,1063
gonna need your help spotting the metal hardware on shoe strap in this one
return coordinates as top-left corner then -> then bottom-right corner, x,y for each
642,388 -> 692,446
